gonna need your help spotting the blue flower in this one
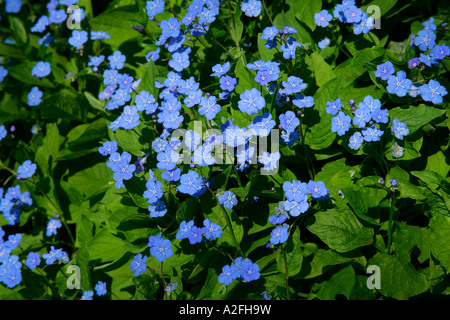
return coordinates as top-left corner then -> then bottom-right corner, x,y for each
414,29 -> 436,51
386,71 -> 412,97
293,94 -> 315,109
187,226 -> 203,244
90,31 -> 111,40
314,9 -> 332,27
258,151 -> 281,172
419,79 -> 447,104
374,61 -> 395,81
391,119 -> 409,140
218,264 -> 239,286
148,200 -> 167,218
98,140 -> 118,156
362,126 -> 384,142
372,109 -> 389,124
283,180 -> 308,202
143,180 -> 163,205
146,0 -> 165,19
27,87 -> 43,106
248,112 -> 276,137
331,111 -> 351,136
17,160 -> 37,179
218,190 -> 238,210
119,106 -> 140,129
279,111 -> 300,133
391,142 -> 405,158
169,51 -> 190,72
160,17 -> 181,38
219,75 -> 237,92
95,281 -> 107,296
280,37 -> 302,59
31,61 -> 51,78
43,246 -> 69,265
108,51 -> 126,70
0,66 -> 8,83
240,259 -> 260,282
31,16 -> 49,33
348,131 -> 364,150
130,253 -> 148,277
261,26 -> 278,41
202,219 -> 222,240
177,171 -> 204,196
270,225 -> 289,245
359,95 -> 381,115
343,5 -> 363,23
241,0 -> 262,18
161,168 -> 181,183
25,252 -> 40,270
307,180 -> 329,199
353,12 -> 374,35
49,9 -> 67,24
325,98 -> 343,115
318,38 -> 330,49
211,62 -> 231,77
80,290 -> 94,300
5,0 -> 22,13
176,220 -> 194,240
88,55 -> 105,72
352,105 -> 371,128
255,69 -> 271,86
198,96 -> 221,120
150,237 -> 173,261
282,76 -> 306,95
46,218 -> 62,237
238,88 -> 265,115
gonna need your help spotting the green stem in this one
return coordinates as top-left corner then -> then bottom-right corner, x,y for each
261,0 -> 274,26
197,166 -> 244,257
387,191 -> 397,253
225,0 -> 240,48
282,247 -> 290,300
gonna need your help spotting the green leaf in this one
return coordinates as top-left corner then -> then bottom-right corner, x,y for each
388,104 -> 446,135
124,177 -> 148,209
303,249 -> 363,279
341,186 -> 387,225
317,265 -> 356,300
307,208 -> 374,253
285,0 -> 321,31
41,89 -> 88,122
234,58 -> 257,95
429,215 -> 450,272
136,59 -> 159,98
89,5 -> 144,49
305,52 -> 336,87
369,252 -> 428,299
87,229 -> 140,263
9,16 -> 27,45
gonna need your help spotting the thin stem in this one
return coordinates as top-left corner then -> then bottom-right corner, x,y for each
282,247 -> 290,300
26,178 -> 76,246
261,0 -> 275,26
225,0 -> 240,48
387,191 -> 397,253
197,166 -> 244,257
160,261 -> 168,300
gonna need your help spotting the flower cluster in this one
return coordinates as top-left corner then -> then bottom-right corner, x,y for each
0,185 -> 34,225
0,228 -> 23,288
218,257 -> 260,286
176,218 -> 223,243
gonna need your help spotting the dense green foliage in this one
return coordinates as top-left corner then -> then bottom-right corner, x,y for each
0,0 -> 449,300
